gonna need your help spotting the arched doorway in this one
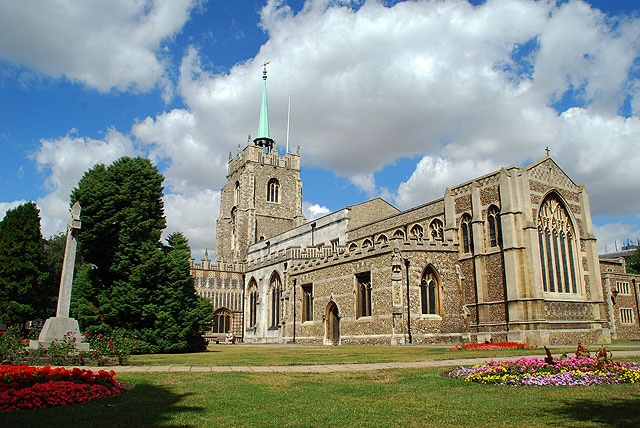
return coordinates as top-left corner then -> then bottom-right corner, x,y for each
325,302 -> 340,345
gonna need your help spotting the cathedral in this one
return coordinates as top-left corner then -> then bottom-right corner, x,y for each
190,66 -> 640,346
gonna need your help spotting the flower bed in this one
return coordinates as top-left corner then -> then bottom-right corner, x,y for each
0,365 -> 122,412
447,354 -> 640,386
448,341 -> 537,351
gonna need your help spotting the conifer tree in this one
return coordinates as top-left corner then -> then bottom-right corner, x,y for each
70,157 -> 211,352
0,202 -> 52,324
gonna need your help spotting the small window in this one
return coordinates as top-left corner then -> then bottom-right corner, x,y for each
429,219 -> 444,242
302,284 -> 313,322
460,214 -> 473,253
620,308 -> 634,324
267,178 -> 280,203
487,205 -> 502,248
617,281 -> 630,295
213,308 -> 232,334
410,224 -> 424,240
270,273 -> 282,328
356,272 -> 372,318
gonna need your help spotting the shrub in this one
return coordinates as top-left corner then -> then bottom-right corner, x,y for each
0,327 -> 28,365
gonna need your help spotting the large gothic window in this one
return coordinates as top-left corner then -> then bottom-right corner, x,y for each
460,214 -> 473,254
270,272 -> 282,328
487,205 -> 502,248
213,308 -> 231,334
429,219 -> 444,242
537,194 -> 579,294
356,272 -> 372,318
420,266 -> 439,315
248,279 -> 258,328
267,178 -> 280,203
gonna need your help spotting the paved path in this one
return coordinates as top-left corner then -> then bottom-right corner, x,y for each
96,350 -> 640,374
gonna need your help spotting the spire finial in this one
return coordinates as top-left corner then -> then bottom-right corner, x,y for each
545,147 -> 550,157
254,61 -> 274,151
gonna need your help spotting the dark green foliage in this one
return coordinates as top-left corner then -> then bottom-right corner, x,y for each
70,157 -> 211,353
0,202 -> 53,324
628,246 -> 640,274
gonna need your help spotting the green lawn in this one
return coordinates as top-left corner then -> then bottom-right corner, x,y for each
3,344 -> 640,427
128,343 -> 604,366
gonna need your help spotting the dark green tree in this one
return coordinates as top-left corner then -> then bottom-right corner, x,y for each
70,157 -> 211,353
0,202 -> 53,325
628,246 -> 640,274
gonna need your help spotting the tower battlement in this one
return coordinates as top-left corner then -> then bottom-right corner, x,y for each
228,143 -> 301,177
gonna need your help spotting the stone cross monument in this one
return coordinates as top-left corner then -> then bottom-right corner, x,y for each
35,202 -> 89,350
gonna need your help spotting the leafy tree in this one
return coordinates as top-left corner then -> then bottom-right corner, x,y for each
70,157 -> 211,353
0,202 -> 53,325
628,246 -> 640,274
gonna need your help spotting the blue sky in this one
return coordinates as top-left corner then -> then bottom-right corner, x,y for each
1,0 -> 639,257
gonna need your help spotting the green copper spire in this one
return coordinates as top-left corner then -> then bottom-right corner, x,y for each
253,62 -> 274,151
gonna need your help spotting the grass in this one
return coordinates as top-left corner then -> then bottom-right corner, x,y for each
3,343 -> 640,427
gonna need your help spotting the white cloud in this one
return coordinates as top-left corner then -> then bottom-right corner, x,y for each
0,0 -> 200,94
594,221 -> 640,255
303,202 -> 331,220
32,128 -> 136,237
11,0 -> 640,259
163,189 -> 220,257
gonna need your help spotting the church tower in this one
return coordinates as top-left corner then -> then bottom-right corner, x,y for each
215,64 -> 306,265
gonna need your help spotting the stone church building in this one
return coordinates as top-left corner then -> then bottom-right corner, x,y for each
190,66 -> 640,346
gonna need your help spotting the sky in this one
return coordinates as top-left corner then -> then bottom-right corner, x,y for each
1,0 -> 639,259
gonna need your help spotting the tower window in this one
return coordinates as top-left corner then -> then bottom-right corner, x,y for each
267,178 -> 280,203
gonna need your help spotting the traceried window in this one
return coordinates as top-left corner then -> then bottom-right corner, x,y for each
487,205 -> 502,248
410,224 -> 424,240
362,239 -> 373,249
460,214 -> 473,254
420,266 -> 439,315
248,279 -> 258,328
267,178 -> 280,203
377,234 -> 389,245
213,308 -> 231,334
270,272 -> 282,328
429,219 -> 444,242
302,284 -> 313,322
393,229 -> 405,240
234,181 -> 240,206
537,194 -> 579,294
356,272 -> 372,318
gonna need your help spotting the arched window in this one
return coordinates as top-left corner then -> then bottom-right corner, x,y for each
213,308 -> 232,334
377,234 -> 389,245
429,219 -> 444,242
267,178 -> 280,203
460,214 -> 473,254
393,229 -> 405,240
420,266 -> 439,315
537,194 -> 579,294
234,181 -> 240,206
487,205 -> 502,248
356,272 -> 372,318
248,279 -> 258,328
362,239 -> 373,249
410,224 -> 424,240
270,272 -> 282,328
230,207 -> 237,250
348,243 -> 358,252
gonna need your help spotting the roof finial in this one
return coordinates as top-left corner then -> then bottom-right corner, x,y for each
545,146 -> 550,157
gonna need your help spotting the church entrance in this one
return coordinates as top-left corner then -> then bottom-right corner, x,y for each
325,302 -> 340,345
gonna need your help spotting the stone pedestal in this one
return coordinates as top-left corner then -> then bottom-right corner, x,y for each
31,316 -> 90,351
